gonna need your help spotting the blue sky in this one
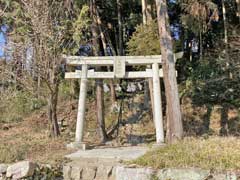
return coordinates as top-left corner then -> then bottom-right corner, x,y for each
0,33 -> 6,57
0,26 -> 8,57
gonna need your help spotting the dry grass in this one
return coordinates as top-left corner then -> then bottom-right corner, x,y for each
0,111 -> 73,164
133,137 -> 240,171
2,91 -> 239,170
0,97 -> 119,164
0,97 -> 116,164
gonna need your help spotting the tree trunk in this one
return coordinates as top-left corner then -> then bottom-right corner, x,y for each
114,27 -> 120,55
48,84 -> 60,137
148,79 -> 155,120
236,0 -> 240,22
70,79 -> 79,99
222,0 -> 228,44
142,0 -> 154,24
117,0 -> 124,55
142,0 -> 149,110
142,0 -> 155,118
33,37 -> 41,98
109,81 -> 117,104
155,0 -> 183,143
199,31 -> 203,61
95,8 -> 117,106
142,0 -> 147,24
96,80 -> 108,142
104,24 -> 120,106
222,0 -> 232,79
90,0 -> 108,142
146,1 -> 154,21
37,72 -> 41,97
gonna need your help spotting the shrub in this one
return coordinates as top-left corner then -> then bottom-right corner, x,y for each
0,89 -> 46,123
127,20 -> 161,56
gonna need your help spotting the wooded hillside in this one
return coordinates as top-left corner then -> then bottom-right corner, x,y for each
0,0 -> 239,169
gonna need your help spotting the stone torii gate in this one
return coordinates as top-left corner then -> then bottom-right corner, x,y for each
64,52 -> 183,148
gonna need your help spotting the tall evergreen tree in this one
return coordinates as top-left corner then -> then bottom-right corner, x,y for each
156,0 -> 183,143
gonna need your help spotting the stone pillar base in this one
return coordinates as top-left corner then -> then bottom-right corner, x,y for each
66,142 -> 89,150
152,143 -> 166,149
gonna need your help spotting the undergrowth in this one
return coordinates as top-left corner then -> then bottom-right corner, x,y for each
132,137 -> 240,171
0,89 -> 46,123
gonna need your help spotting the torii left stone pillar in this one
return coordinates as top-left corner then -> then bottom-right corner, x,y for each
67,64 -> 88,149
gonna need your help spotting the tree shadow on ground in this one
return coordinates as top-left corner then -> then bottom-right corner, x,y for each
126,134 -> 156,145
182,77 -> 240,136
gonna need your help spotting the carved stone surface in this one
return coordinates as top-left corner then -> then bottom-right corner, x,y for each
114,57 -> 125,78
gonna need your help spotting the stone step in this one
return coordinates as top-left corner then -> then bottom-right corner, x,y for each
63,161 -> 117,180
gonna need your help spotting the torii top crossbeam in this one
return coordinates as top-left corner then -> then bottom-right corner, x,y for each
64,52 -> 182,79
64,52 -> 183,65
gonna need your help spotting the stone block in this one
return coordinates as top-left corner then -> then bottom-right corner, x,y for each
71,166 -> 83,180
82,166 -> 97,180
211,172 -> 237,180
157,168 -> 211,180
0,164 -> 8,174
115,166 -> 156,180
63,165 -> 72,180
6,161 -> 36,179
95,165 -> 114,180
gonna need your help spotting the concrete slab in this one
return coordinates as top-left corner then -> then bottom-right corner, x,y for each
66,146 -> 149,161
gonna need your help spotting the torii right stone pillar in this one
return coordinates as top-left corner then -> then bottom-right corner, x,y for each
152,63 -> 164,143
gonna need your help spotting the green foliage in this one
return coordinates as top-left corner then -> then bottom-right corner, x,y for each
125,13 -> 143,30
179,0 -> 218,33
0,90 -> 46,123
0,143 -> 30,163
72,5 -> 92,53
1,0 -> 32,42
127,20 -> 161,56
58,81 -> 73,100
180,48 -> 240,106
